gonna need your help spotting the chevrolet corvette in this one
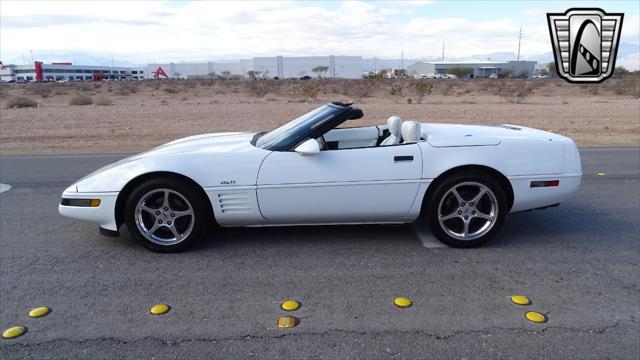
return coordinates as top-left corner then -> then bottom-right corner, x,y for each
59,102 -> 582,252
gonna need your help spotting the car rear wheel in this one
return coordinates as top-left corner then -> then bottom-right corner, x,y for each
124,178 -> 210,252
425,173 -> 507,248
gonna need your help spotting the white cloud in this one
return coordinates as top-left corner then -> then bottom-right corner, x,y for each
0,0 -> 636,64
617,53 -> 640,71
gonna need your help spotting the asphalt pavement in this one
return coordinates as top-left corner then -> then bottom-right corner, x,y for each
0,148 -> 638,359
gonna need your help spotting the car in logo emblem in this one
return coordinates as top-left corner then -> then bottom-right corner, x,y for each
547,8 -> 624,83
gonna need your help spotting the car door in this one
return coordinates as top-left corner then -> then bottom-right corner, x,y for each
256,143 -> 423,224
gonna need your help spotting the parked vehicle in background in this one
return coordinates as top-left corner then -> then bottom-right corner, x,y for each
489,73 -> 498,79
532,74 -> 550,79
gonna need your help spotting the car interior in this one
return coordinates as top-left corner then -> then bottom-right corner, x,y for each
317,116 -> 424,151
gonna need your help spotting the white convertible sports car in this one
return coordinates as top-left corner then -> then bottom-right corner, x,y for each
59,102 -> 582,252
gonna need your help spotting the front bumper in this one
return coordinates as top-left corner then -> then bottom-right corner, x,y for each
58,190 -> 119,231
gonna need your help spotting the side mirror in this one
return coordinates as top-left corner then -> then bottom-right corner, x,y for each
294,139 -> 320,156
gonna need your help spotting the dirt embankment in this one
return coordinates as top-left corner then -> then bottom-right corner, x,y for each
0,77 -> 638,154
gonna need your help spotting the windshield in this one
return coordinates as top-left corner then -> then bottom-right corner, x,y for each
254,104 -> 347,151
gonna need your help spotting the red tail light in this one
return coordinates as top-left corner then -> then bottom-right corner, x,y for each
530,180 -> 560,188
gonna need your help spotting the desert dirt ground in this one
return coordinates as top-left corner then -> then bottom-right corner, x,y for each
0,77 -> 638,154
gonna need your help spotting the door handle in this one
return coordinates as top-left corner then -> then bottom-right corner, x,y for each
394,156 -> 413,162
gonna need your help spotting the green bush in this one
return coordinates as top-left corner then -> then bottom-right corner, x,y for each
6,97 -> 38,108
69,94 -> 93,105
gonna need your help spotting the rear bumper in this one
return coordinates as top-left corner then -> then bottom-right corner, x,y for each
509,173 -> 581,212
58,191 -> 119,231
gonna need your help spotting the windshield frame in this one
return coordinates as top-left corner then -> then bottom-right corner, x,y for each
252,103 -> 353,151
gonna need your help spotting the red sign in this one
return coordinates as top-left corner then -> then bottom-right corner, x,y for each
35,61 -> 44,81
152,66 -> 168,79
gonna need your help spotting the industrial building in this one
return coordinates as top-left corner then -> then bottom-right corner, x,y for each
146,56 -> 363,79
407,61 -> 537,78
0,62 -> 146,82
252,55 -> 362,79
145,60 -> 254,79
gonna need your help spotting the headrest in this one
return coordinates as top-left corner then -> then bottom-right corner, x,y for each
387,116 -> 402,136
401,121 -> 421,143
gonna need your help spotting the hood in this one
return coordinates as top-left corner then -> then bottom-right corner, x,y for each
421,123 -> 565,147
149,132 -> 254,154
75,132 -> 257,185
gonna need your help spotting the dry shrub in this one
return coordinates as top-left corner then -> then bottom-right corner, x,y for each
342,79 -> 378,100
289,83 -> 318,102
389,82 -> 404,96
119,83 -> 138,95
94,95 -> 112,106
69,94 -> 93,105
163,87 -> 178,94
263,93 -> 278,101
606,76 -> 640,97
6,96 -> 38,108
410,80 -> 433,104
495,82 -> 532,103
31,85 -> 53,98
437,81 -> 456,96
247,79 -> 281,97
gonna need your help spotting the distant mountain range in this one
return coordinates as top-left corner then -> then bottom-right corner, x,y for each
362,42 -> 639,71
4,42 -> 638,70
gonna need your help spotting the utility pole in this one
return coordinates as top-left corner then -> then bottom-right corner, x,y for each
517,24 -> 522,62
442,41 -> 445,62
401,49 -> 404,72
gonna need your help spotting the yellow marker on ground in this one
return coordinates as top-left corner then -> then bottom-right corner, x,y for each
394,297 -> 412,308
281,300 -> 301,311
2,326 -> 26,339
511,295 -> 531,306
525,311 -> 547,323
149,304 -> 170,315
597,172 -> 606,176
277,316 -> 299,328
28,306 -> 51,318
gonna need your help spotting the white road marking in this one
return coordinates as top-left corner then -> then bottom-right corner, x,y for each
0,183 -> 11,194
411,222 -> 446,248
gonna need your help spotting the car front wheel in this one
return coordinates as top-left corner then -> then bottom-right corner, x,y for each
425,173 -> 507,248
124,178 -> 210,252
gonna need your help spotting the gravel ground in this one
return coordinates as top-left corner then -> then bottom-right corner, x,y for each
0,79 -> 638,154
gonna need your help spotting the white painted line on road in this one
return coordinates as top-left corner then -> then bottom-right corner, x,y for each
411,222 -> 446,248
0,183 -> 11,194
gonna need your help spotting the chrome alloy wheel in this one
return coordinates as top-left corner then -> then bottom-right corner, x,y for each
437,181 -> 498,241
134,188 -> 195,245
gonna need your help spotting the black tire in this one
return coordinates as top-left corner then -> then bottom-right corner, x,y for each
424,172 -> 507,248
124,177 -> 211,252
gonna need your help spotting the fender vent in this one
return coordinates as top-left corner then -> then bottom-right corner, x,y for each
218,192 -> 251,214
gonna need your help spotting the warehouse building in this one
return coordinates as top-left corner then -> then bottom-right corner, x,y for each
145,60 -> 254,79
0,62 -> 146,82
147,56 -> 362,79
407,61 -> 537,79
252,55 -> 362,79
